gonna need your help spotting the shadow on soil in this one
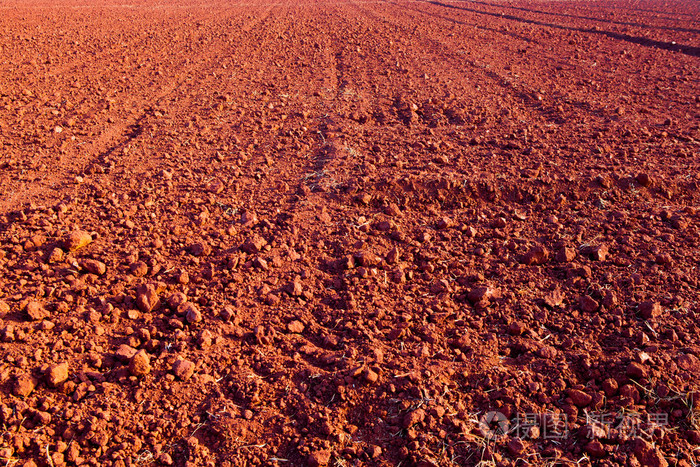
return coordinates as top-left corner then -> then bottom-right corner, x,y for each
466,0 -> 700,35
426,0 -> 700,58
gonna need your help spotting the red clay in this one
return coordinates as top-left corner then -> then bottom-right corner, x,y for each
0,0 -> 699,465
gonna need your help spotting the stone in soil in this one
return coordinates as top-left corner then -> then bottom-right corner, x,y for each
13,373 -> 38,397
639,301 -> 662,319
632,438 -> 668,467
287,320 -> 305,333
308,450 -> 331,467
45,362 -> 69,386
172,358 -> 196,380
568,388 -> 593,407
64,230 -> 92,251
25,301 -> 49,321
521,245 -> 549,265
129,350 -> 151,376
136,284 -> 159,312
79,258 -> 106,275
180,302 -> 203,324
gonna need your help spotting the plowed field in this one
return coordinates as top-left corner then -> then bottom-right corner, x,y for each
1,0 -> 699,465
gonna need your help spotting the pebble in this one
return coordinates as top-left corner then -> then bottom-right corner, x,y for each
308,449 -> 331,467
45,362 -> 69,386
287,320 -> 305,333
188,242 -> 211,257
436,217 -> 454,230
240,235 -> 267,254
636,173 -> 652,187
136,284 -> 159,313
13,373 -> 38,397
568,388 -> 593,407
506,437 -> 525,455
632,438 -> 668,467
626,361 -> 647,379
26,301 -> 49,321
639,301 -> 662,320
507,321 -> 527,336
585,440 -> 606,458
521,245 -> 549,265
79,259 -> 106,275
47,247 -> 65,263
467,286 -> 499,307
130,261 -> 149,277
172,358 -> 195,381
602,378 -> 618,397
129,350 -> 151,377
179,302 -> 202,324
579,295 -> 599,313
403,408 -> 425,428
555,246 -> 576,263
64,230 -> 92,251
285,276 -> 303,297
362,367 -> 379,384
115,344 -> 138,361
589,244 -> 609,261
168,292 -> 188,309
0,300 -> 9,317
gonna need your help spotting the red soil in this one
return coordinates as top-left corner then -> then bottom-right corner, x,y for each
0,0 -> 699,465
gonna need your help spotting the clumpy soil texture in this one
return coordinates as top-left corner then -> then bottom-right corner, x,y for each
0,0 -> 699,465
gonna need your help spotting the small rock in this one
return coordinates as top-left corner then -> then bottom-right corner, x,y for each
636,173 -> 652,187
385,247 -> 400,264
64,230 -> 92,251
308,449 -> 331,467
585,440 -> 606,458
467,286 -> 499,307
188,242 -> 211,257
136,284 -> 159,312
589,244 -> 609,261
240,235 -> 267,254
0,300 -> 9,317
157,453 -> 174,466
26,301 -> 50,321
436,217 -> 454,230
403,408 -> 425,428
47,247 -> 65,263
45,362 -> 69,386
172,358 -> 195,381
580,295 -> 599,313
362,367 -> 379,384
568,389 -> 593,408
179,302 -> 202,324
626,361 -> 647,379
240,211 -> 258,226
168,292 -> 188,309
130,261 -> 149,277
79,259 -> 106,275
632,438 -> 668,467
13,373 -> 38,397
555,246 -> 576,263
507,437 -> 526,455
287,320 -> 305,334
602,378 -> 618,397
207,178 -> 225,194
544,289 -> 564,308
507,321 -> 527,336
521,245 -> 549,265
285,276 -> 303,297
639,301 -> 662,320
129,350 -> 151,377
115,344 -> 138,361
